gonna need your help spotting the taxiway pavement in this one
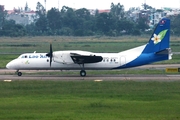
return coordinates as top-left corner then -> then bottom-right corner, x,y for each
0,64 -> 179,81
0,74 -> 180,82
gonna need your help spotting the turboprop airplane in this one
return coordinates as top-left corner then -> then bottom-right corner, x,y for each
6,18 -> 172,77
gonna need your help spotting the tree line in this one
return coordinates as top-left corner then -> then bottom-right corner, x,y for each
0,2 -> 180,37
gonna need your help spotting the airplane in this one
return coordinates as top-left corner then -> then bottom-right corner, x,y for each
6,18 -> 172,77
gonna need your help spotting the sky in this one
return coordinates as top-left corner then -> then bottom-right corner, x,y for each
1,0 -> 180,11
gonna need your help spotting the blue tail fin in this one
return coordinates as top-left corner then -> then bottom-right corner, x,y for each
143,18 -> 170,53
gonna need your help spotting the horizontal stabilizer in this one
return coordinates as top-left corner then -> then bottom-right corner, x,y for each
155,48 -> 172,55
155,48 -> 172,60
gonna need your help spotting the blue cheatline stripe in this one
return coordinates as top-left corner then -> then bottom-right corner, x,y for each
114,53 -> 169,69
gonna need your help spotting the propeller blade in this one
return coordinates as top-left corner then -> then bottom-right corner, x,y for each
46,43 -> 53,67
50,43 -> 52,56
50,57 -> 52,67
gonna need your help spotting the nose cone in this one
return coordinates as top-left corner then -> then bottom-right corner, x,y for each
6,62 -> 12,69
6,59 -> 18,70
6,63 -> 11,69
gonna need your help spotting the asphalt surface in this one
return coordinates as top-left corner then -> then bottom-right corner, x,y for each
0,74 -> 180,82
0,64 -> 180,81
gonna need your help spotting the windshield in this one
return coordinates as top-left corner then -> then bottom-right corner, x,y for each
18,54 -> 28,59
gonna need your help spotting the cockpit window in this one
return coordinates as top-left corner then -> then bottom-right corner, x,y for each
20,55 -> 28,58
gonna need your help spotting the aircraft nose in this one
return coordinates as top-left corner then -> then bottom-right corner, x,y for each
6,60 -> 17,70
6,62 -> 12,69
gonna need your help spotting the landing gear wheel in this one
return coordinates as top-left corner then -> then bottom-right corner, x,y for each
17,72 -> 22,76
80,70 -> 86,77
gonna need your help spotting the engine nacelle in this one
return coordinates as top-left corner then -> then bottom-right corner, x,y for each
53,51 -> 74,64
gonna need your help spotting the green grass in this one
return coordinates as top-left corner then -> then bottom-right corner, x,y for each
0,36 -> 180,53
0,81 -> 180,120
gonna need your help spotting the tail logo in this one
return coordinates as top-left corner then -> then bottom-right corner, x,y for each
151,29 -> 168,44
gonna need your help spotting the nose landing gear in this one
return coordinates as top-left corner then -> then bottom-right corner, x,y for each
16,70 -> 22,76
17,72 -> 22,76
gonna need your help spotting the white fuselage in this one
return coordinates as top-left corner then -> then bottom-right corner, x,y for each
6,45 -> 145,71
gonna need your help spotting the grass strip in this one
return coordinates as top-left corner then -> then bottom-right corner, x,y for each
0,81 -> 179,120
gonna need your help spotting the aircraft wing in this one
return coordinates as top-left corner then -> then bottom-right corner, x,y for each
70,53 -> 103,64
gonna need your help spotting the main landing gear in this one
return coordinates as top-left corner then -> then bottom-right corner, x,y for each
79,63 -> 86,77
16,70 -> 22,76
80,70 -> 86,77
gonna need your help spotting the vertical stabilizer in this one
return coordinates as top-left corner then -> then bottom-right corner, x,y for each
143,18 -> 170,53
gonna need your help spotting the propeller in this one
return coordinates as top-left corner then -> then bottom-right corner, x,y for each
46,43 -> 53,67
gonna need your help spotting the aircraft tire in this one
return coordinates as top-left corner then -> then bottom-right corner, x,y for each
80,70 -> 86,77
18,72 -> 22,76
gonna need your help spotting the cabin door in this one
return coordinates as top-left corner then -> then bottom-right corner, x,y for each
120,56 -> 126,66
